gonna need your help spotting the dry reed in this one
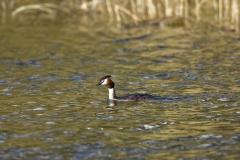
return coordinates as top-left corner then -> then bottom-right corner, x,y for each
0,0 -> 239,31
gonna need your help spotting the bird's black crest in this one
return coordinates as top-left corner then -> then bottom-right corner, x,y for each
100,75 -> 111,81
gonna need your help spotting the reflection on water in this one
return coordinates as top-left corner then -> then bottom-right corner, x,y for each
0,22 -> 240,159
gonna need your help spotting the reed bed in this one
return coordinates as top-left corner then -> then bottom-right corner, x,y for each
0,0 -> 239,31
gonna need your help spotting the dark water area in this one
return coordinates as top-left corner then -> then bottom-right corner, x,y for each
0,20 -> 240,159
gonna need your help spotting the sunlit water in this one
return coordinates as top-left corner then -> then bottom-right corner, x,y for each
0,20 -> 240,159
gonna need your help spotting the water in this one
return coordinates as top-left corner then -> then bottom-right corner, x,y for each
0,20 -> 240,159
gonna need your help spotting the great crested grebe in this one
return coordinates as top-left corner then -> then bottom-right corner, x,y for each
96,75 -> 156,102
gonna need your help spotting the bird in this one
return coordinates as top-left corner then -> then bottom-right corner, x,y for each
96,75 -> 156,101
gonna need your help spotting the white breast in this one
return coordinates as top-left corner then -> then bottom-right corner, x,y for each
108,88 -> 116,100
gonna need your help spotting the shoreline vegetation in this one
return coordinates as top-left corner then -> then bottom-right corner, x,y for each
0,0 -> 239,31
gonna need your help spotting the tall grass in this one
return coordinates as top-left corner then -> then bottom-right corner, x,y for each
0,0 -> 239,31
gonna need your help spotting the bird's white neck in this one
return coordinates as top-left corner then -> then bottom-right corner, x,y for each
108,88 -> 116,100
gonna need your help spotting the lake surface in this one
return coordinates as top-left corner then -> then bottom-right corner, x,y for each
0,20 -> 240,159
